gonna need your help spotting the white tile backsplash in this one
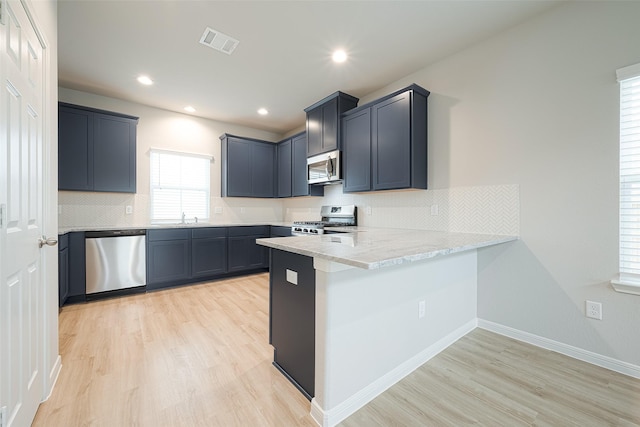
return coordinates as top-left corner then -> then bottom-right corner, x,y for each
282,184 -> 519,235
59,184 -> 518,236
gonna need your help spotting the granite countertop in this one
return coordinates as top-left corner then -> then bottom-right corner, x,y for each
256,227 -> 518,270
59,221 -> 293,234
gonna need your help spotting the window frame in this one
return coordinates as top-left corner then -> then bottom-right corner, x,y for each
612,62 -> 640,295
149,148 -> 212,224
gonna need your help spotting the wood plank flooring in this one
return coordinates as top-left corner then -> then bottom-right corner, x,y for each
34,273 -> 640,427
33,274 -> 317,427
340,328 -> 640,427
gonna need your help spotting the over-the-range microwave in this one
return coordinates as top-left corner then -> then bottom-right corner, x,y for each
307,150 -> 341,185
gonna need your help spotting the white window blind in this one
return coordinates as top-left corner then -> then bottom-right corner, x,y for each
150,150 -> 211,223
616,64 -> 640,291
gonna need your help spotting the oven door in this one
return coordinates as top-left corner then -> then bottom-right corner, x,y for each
308,150 -> 340,184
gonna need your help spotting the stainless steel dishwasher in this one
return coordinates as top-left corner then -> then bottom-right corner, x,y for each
85,229 -> 147,294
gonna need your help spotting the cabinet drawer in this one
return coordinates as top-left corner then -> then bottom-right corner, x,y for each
192,227 -> 227,239
147,228 -> 189,241
228,226 -> 269,237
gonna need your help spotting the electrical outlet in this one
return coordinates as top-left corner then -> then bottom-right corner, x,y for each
418,300 -> 426,318
586,300 -> 602,320
430,204 -> 439,216
365,206 -> 372,215
214,206 -> 223,214
125,205 -> 133,215
240,207 -> 246,214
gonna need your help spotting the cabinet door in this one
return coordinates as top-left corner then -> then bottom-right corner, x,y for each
68,232 -> 86,300
277,139 -> 292,197
372,92 -> 411,190
252,142 -> 275,197
306,106 -> 323,157
147,239 -> 190,287
58,106 -> 93,191
225,137 -> 253,197
270,249 -> 316,399
291,133 -> 309,196
227,236 -> 249,272
93,113 -> 137,193
192,237 -> 227,278
248,235 -> 269,269
321,97 -> 338,153
343,108 -> 372,192
58,235 -> 70,307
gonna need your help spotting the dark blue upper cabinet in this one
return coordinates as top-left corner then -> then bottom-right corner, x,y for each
342,84 -> 429,193
343,108 -> 372,193
58,102 -> 138,193
276,132 -> 324,198
252,142 -> 276,197
59,106 -> 93,191
93,113 -> 137,192
221,134 -> 276,198
305,91 -> 359,157
291,133 -> 323,197
277,138 -> 293,197
372,92 -> 412,190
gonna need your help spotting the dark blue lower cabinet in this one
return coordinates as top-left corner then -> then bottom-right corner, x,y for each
228,226 -> 269,272
192,228 -> 228,278
270,226 -> 292,237
269,249 -> 315,400
147,239 -> 190,288
146,226 -> 269,290
58,234 -> 70,307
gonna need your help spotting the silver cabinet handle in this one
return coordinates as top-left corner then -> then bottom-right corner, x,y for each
38,236 -> 58,248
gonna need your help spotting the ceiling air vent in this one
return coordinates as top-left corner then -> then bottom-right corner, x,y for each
199,27 -> 239,55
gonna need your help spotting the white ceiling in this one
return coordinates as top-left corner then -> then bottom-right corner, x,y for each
58,0 -> 563,136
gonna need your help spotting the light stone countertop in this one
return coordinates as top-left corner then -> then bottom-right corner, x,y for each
256,227 -> 518,270
59,221 -> 292,234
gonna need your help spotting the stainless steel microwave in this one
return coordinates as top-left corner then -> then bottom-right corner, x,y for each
308,150 -> 341,185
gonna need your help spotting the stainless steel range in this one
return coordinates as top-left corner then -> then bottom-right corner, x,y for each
291,205 -> 357,235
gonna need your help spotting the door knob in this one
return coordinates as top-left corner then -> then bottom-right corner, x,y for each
38,236 -> 58,248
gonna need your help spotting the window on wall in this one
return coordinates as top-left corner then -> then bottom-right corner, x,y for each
150,149 -> 211,223
613,63 -> 640,295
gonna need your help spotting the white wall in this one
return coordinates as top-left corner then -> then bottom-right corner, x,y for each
367,1 -> 639,366
58,88 -> 284,227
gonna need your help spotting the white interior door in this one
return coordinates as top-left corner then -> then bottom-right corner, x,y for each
0,0 -> 47,426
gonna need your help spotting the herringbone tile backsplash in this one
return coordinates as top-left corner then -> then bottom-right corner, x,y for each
283,184 -> 519,236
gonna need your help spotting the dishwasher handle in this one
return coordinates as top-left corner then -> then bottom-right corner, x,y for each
85,229 -> 146,238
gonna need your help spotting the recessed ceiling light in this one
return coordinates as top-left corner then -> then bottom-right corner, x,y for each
184,106 -> 196,113
332,49 -> 347,63
258,108 -> 269,116
137,75 -> 153,85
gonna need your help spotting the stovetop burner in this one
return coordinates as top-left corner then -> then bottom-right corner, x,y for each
291,205 -> 357,235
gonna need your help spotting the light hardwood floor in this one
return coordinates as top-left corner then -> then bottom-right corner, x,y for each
34,273 -> 640,427
340,328 -> 640,427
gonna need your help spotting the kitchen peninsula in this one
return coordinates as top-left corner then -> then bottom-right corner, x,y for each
257,228 -> 517,427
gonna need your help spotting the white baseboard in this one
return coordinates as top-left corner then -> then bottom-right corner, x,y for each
311,319 -> 478,427
478,319 -> 640,379
43,354 -> 62,402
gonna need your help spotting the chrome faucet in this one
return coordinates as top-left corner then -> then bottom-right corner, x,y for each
181,212 -> 186,224
194,216 -> 198,224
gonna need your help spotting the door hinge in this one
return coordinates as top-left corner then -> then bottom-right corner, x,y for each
0,405 -> 7,427
0,204 -> 4,228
